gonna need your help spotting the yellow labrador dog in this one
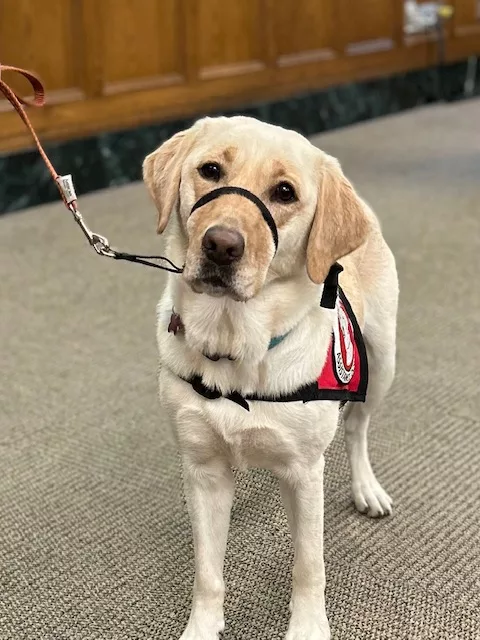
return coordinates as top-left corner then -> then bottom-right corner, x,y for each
143,116 -> 398,640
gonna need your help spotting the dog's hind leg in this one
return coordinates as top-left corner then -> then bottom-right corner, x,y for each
343,248 -> 398,518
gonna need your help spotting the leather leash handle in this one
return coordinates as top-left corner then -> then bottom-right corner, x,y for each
0,64 -> 45,106
0,64 -> 62,192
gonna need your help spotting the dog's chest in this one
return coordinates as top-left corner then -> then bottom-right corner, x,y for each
158,283 -> 341,470
162,369 -> 339,473
211,402 -> 339,472
180,300 -> 271,364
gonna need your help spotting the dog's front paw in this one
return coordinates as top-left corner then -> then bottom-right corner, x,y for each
285,610 -> 330,640
285,621 -> 330,640
179,613 -> 224,640
180,630 -> 221,640
180,626 -> 223,640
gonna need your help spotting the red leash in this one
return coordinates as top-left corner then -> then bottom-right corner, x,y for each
0,63 -> 182,273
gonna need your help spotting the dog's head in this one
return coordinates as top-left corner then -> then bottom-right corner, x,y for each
143,116 -> 370,301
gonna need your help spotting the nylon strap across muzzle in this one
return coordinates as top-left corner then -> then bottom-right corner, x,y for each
190,186 -> 279,252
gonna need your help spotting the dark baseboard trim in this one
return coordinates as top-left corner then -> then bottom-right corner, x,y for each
1,58 -> 478,215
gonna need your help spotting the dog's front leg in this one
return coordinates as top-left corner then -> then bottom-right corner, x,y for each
180,456 -> 234,640
280,456 -> 330,640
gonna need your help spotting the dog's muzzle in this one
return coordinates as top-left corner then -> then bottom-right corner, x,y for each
190,186 -> 279,253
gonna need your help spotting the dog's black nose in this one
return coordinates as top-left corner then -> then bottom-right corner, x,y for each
202,226 -> 245,266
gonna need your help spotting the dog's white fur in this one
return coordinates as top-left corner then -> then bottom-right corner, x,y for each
143,116 -> 398,640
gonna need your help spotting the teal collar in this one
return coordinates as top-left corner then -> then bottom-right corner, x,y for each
268,332 -> 289,350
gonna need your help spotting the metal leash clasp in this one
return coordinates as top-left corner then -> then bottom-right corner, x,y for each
57,174 -> 116,258
90,233 -> 116,258
71,206 -> 116,258
76,209 -> 116,258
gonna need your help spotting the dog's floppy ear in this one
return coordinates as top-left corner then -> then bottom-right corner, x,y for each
142,127 -> 196,234
306,156 -> 370,284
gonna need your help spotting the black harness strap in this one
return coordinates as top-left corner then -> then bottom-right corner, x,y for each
320,262 -> 343,309
185,375 -> 366,412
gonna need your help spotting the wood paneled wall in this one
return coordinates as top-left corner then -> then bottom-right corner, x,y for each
0,0 -> 479,153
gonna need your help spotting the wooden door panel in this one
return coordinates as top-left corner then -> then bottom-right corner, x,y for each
0,0 -> 83,108
194,0 -> 266,79
1,0 -> 480,153
453,0 -> 480,35
101,0 -> 185,95
339,0 -> 396,55
272,0 -> 337,66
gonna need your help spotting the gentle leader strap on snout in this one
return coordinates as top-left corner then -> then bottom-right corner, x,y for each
190,186 -> 279,252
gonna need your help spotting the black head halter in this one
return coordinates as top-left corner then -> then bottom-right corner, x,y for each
190,186 -> 279,252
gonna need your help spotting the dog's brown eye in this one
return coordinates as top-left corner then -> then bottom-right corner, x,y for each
272,182 -> 297,203
199,162 -> 222,182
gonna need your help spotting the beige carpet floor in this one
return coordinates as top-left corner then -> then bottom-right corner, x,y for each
1,99 -> 479,640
